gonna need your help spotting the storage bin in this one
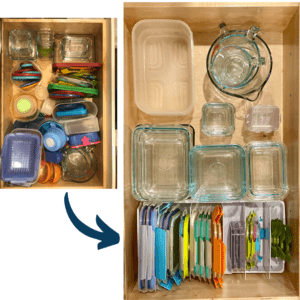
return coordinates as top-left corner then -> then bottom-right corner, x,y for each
124,3 -> 300,299
189,144 -> 246,201
246,141 -> 288,201
132,20 -> 194,116
1,18 -> 116,189
132,124 -> 194,201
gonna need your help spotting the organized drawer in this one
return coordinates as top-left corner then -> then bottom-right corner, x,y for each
124,3 -> 300,300
0,18 -> 116,189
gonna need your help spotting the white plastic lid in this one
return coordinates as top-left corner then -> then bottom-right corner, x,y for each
45,137 -> 55,148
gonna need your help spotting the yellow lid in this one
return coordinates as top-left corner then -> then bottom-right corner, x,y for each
17,98 -> 32,114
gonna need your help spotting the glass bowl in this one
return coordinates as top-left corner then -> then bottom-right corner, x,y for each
189,144 -> 246,201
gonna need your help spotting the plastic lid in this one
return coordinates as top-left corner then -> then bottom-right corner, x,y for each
40,98 -> 56,115
17,98 -> 32,113
35,85 -> 49,101
14,95 -> 37,118
43,130 -> 65,152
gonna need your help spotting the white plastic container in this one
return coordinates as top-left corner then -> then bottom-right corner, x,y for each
132,20 -> 194,116
63,116 -> 100,135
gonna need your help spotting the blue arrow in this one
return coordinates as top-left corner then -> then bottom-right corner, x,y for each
64,192 -> 120,250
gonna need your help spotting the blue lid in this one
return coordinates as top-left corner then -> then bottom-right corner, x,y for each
68,131 -> 100,147
56,104 -> 87,118
45,150 -> 63,164
40,121 -> 68,152
13,115 -> 45,130
1,132 -> 41,183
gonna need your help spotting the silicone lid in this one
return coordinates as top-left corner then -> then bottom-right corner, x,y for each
17,98 -> 32,113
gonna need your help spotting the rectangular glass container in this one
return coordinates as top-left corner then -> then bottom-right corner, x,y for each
189,144 -> 246,201
246,141 -> 288,200
132,124 -> 194,201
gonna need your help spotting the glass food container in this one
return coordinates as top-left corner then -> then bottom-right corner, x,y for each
189,144 -> 246,201
132,124 -> 194,201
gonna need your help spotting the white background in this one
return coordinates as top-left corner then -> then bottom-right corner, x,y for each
0,1 -> 125,299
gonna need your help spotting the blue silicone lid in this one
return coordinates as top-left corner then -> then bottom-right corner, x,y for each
45,150 -> 63,164
1,132 -> 42,183
56,104 -> 87,117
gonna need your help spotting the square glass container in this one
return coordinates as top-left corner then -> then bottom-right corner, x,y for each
246,141 -> 288,200
189,144 -> 246,201
245,105 -> 281,133
132,125 -> 194,201
202,103 -> 235,136
9,29 -> 38,60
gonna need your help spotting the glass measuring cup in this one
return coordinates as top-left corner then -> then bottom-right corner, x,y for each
207,23 -> 272,101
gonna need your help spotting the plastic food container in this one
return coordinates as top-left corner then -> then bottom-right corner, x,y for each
69,132 -> 101,148
62,116 -> 100,135
245,141 -> 288,200
39,121 -> 68,152
12,94 -> 39,122
132,20 -> 194,116
40,98 -> 56,116
132,124 -> 194,201
202,103 -> 235,136
189,144 -> 246,201
9,29 -> 38,60
245,105 -> 281,133
1,129 -> 43,186
61,147 -> 97,183
52,100 -> 97,123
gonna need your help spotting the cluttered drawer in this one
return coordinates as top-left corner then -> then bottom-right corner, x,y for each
0,18 -> 116,189
124,3 -> 299,300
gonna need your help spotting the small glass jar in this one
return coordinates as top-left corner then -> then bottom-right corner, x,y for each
38,29 -> 54,60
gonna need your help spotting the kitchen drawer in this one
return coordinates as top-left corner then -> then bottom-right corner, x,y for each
124,3 -> 299,299
1,18 -> 116,189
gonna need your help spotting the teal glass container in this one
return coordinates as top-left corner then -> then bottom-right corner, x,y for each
246,141 -> 288,200
202,103 -> 235,136
132,124 -> 194,201
189,144 -> 246,201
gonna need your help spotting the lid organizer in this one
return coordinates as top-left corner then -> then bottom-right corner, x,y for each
246,141 -> 288,200
132,124 -> 194,201
132,20 -> 194,116
202,103 -> 235,136
189,144 -> 246,201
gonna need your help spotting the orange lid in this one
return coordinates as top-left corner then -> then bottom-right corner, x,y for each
38,161 -> 52,184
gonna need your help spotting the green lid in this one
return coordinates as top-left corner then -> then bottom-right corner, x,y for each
17,98 -> 32,114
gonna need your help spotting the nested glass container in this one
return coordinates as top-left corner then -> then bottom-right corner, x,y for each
132,124 -> 194,201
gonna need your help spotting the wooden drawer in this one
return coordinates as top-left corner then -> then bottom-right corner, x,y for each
124,3 -> 299,299
1,18 -> 116,189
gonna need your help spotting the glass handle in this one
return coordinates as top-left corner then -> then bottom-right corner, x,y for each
246,25 -> 261,41
219,23 -> 227,35
251,57 -> 266,67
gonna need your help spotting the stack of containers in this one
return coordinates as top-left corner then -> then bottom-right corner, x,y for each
131,20 -> 291,292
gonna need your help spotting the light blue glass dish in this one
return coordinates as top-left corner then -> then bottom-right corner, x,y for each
202,103 -> 235,136
189,144 -> 246,201
246,141 -> 288,200
132,124 -> 194,202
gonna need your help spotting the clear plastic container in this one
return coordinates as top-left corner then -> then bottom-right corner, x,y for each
52,100 -> 97,123
40,98 -> 56,116
202,103 -> 235,136
62,116 -> 100,135
189,144 -> 246,201
245,141 -> 288,200
9,29 -> 38,60
132,20 -> 194,116
132,125 -> 194,201
1,129 -> 43,186
12,95 -> 39,122
245,105 -> 281,133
